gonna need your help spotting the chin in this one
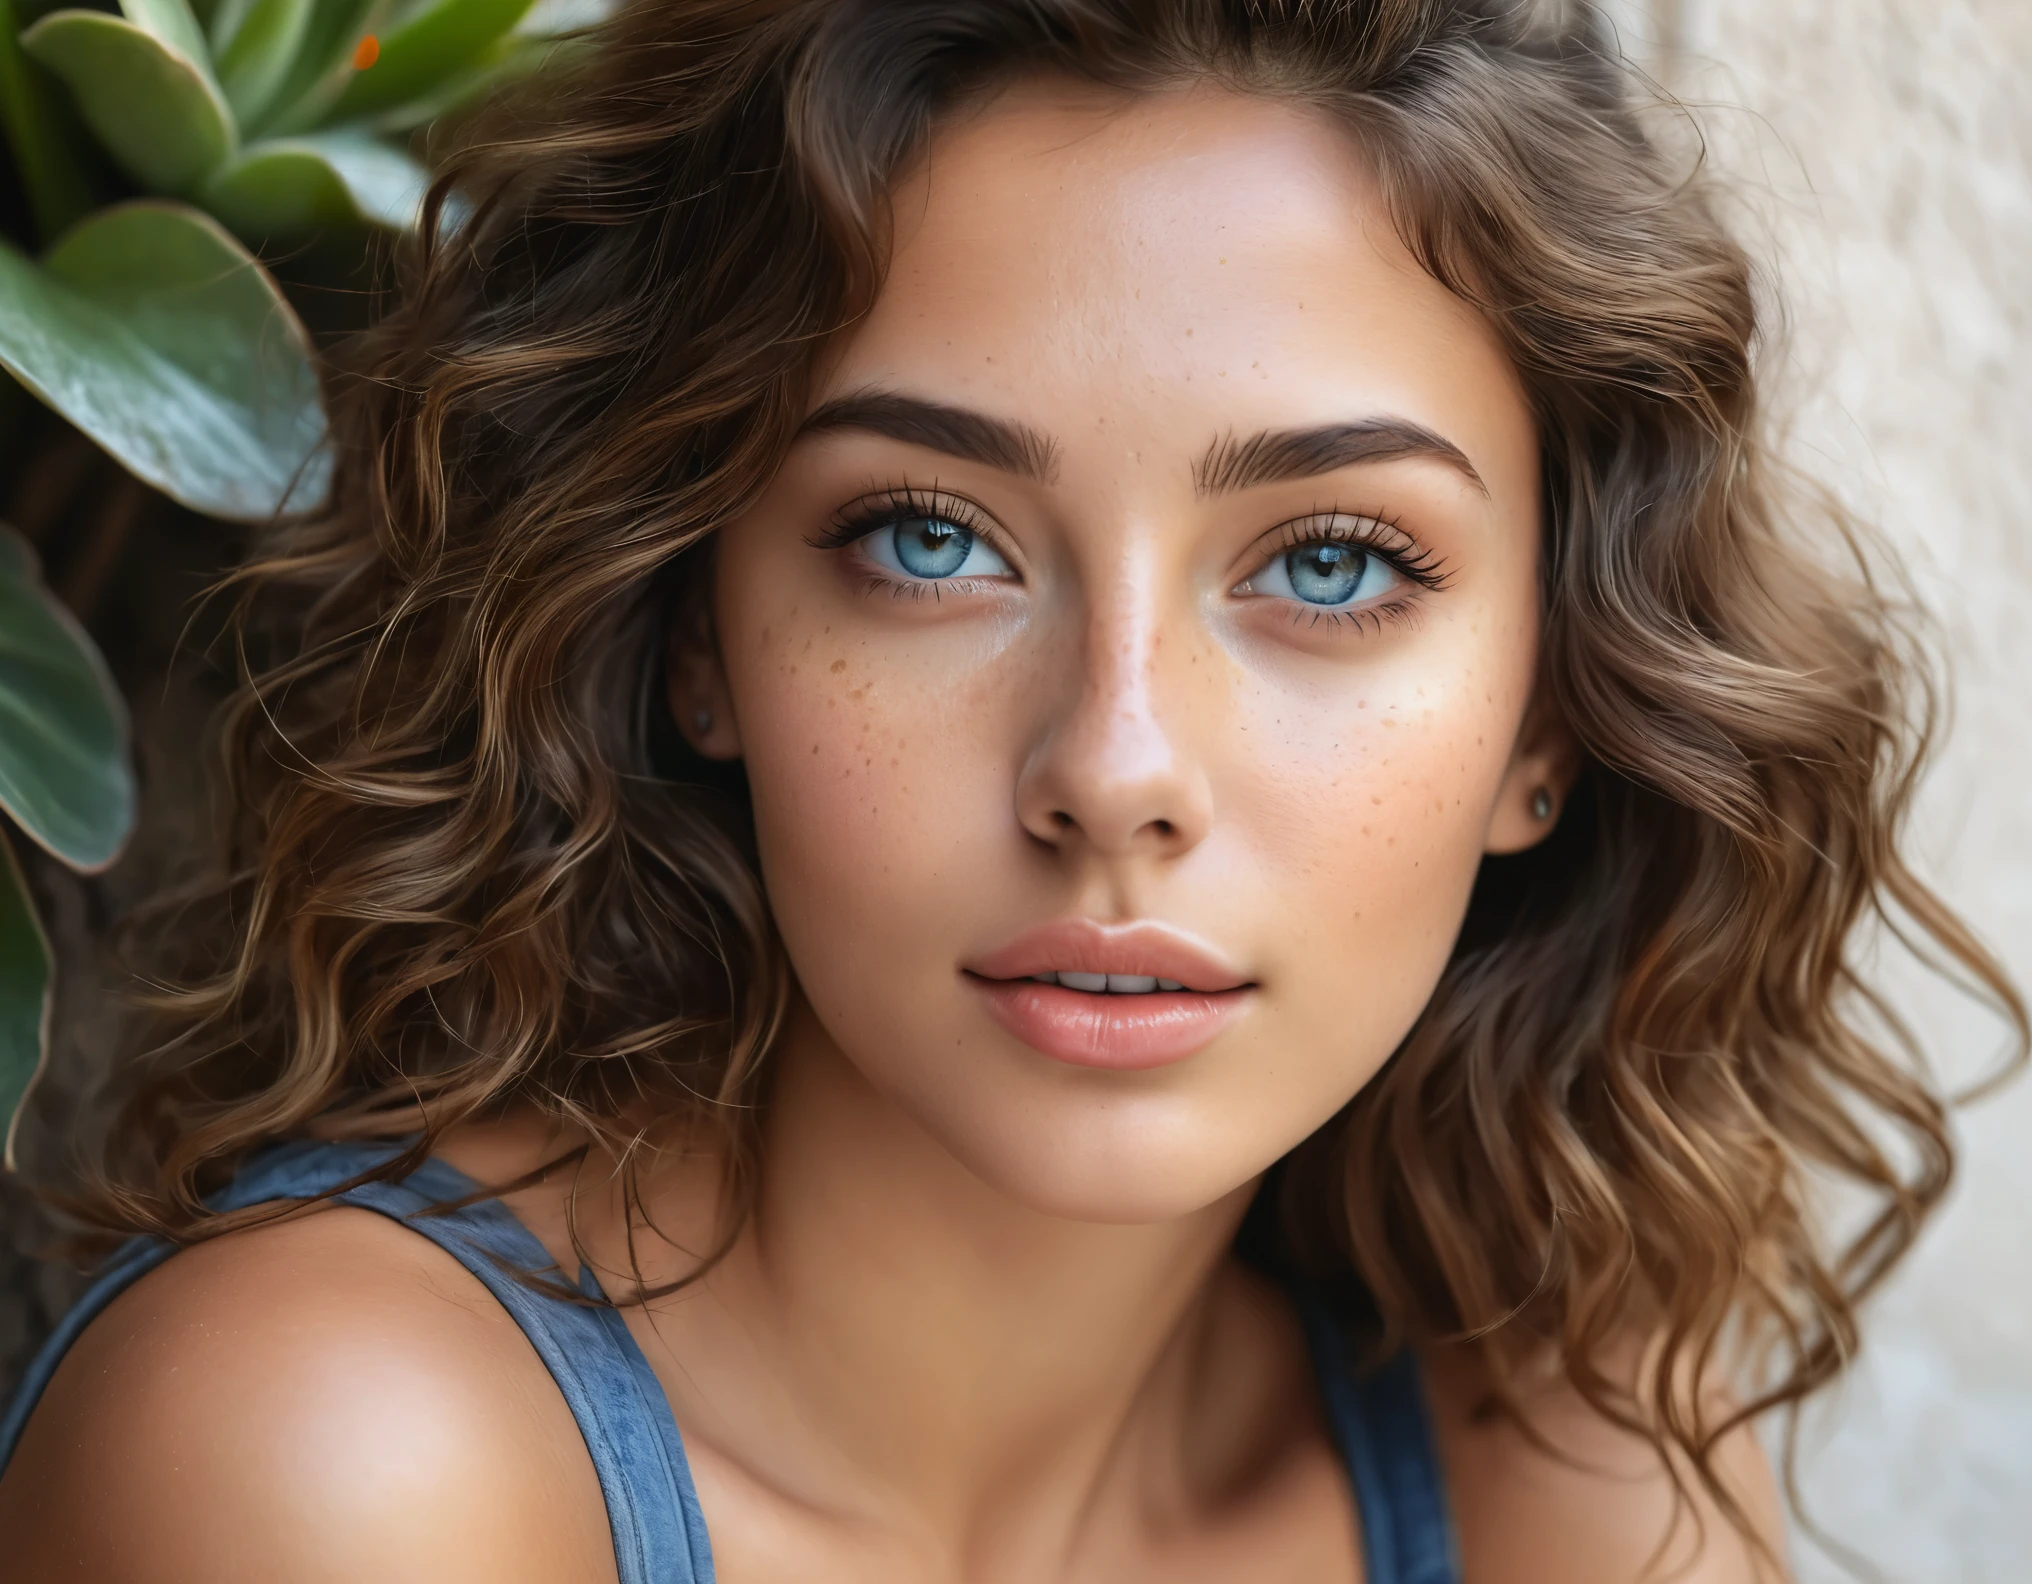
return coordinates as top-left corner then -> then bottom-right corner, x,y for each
897,1078 -> 1282,1226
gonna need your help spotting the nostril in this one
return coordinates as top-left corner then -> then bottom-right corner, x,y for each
1152,819 -> 1176,838
1052,811 -> 1076,831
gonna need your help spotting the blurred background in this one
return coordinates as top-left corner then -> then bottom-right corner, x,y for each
1,1 -> 2026,1578
1599,1 -> 2032,1577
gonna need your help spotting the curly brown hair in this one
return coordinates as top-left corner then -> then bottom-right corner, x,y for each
76,0 -> 2024,1555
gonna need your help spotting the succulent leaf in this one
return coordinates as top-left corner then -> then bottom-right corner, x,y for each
0,832 -> 53,1174
204,130 -> 428,237
253,0 -> 388,136
0,6 -> 99,244
22,9 -> 236,195
362,30 -> 546,134
0,202 -> 328,521
320,0 -> 533,124
0,527 -> 133,874
212,0 -> 316,127
119,0 -> 217,75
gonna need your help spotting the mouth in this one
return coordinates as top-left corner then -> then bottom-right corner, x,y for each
1020,970 -> 1190,993
963,919 -> 1254,1070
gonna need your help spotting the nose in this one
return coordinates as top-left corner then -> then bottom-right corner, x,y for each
1014,571 -> 1214,862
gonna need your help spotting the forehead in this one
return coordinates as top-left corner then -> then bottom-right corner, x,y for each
824,79 -> 1536,500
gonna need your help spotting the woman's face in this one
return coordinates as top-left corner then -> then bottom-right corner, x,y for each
688,83 -> 1558,1223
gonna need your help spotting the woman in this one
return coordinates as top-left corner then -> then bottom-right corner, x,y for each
0,3 -> 2017,1580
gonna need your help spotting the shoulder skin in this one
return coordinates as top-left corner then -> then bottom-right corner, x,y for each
1425,1343 -> 1791,1584
0,1197 -> 1792,1583
0,1205 -> 617,1583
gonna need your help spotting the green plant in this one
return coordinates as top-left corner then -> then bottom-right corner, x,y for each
0,0 -> 584,1164
0,522 -> 128,1163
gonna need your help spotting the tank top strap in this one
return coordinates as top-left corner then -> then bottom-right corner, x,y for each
1295,1290 -> 1463,1584
7,1140 -> 1451,1584
0,1139 -> 715,1584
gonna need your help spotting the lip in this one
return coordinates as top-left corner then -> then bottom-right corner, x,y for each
967,918 -> 1248,992
965,919 -> 1253,1071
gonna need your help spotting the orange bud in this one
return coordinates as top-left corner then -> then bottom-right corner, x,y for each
351,34 -> 380,70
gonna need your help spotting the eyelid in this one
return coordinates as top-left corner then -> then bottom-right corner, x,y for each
1233,510 -> 1451,593
810,484 -> 1015,564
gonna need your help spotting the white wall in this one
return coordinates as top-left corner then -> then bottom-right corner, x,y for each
1600,2 -> 2032,1578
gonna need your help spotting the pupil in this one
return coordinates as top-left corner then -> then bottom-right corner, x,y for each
1286,542 -> 1367,605
893,518 -> 973,578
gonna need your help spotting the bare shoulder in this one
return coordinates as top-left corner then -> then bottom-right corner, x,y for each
0,1204 -> 616,1583
1424,1343 -> 1789,1584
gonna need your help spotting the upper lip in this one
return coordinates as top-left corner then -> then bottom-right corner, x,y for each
966,918 -> 1250,994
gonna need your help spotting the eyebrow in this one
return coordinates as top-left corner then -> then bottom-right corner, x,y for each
1194,418 -> 1488,498
799,391 -> 1060,484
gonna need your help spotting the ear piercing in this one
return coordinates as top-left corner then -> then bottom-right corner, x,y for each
693,707 -> 713,735
1531,787 -> 1554,821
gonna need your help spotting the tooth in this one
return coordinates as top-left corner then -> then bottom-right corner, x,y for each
1031,973 -> 1058,984
1058,971 -> 1108,993
1156,978 -> 1184,992
1107,974 -> 1158,994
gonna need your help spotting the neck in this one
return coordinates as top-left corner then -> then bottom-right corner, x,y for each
623,1003 -> 1282,1559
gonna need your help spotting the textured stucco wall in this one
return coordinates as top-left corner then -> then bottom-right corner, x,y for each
1605,3 -> 2032,1578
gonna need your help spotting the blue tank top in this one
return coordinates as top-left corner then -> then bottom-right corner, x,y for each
0,1139 -> 1460,1584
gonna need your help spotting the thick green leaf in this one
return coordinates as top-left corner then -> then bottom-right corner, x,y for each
364,30 -> 544,134
253,0 -> 388,137
207,0 -> 255,50
0,526 -> 132,872
514,0 -> 617,36
0,833 -> 53,1174
203,130 -> 427,236
213,0 -> 314,127
0,202 -> 329,520
120,0 -> 216,73
320,0 -> 532,124
0,6 -> 99,244
22,9 -> 236,195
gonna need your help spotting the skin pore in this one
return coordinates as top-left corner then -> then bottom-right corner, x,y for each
0,82 -> 1782,1583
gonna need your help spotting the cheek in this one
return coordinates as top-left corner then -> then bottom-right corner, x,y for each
721,610 -> 1012,1002
1224,655 -> 1523,1051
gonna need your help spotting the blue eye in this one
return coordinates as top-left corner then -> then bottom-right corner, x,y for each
861,515 -> 1013,581
1245,539 -> 1402,608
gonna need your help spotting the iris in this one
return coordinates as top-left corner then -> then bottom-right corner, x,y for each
1284,542 -> 1370,605
892,518 -> 975,578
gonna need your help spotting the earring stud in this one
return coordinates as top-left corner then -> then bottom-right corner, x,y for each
1531,787 -> 1554,821
693,707 -> 713,735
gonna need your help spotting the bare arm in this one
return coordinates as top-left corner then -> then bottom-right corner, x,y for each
0,1207 -> 617,1583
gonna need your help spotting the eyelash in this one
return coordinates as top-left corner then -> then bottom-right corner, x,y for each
1250,511 -> 1453,632
810,486 -> 1455,626
1259,511 -> 1452,587
805,486 -> 1010,601
808,485 -> 993,553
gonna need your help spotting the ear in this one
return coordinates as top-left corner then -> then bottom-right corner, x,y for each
666,602 -> 743,761
1483,685 -> 1581,856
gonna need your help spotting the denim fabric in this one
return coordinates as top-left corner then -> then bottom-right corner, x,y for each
1298,1290 -> 1463,1584
2,1141 -> 1457,1584
0,1140 -> 712,1584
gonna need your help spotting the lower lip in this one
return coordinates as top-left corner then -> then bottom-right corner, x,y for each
968,976 -> 1250,1070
